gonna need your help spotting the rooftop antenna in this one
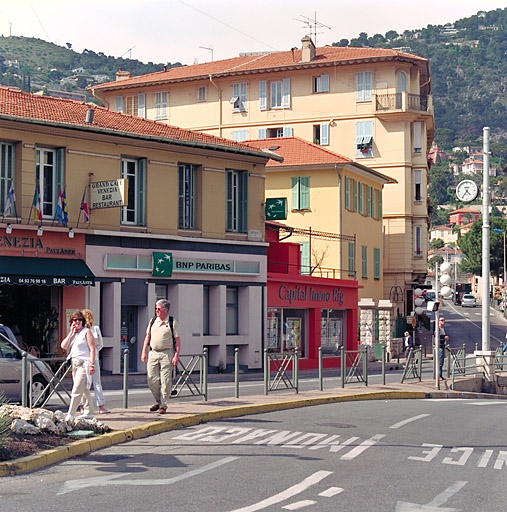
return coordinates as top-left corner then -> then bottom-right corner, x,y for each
121,46 -> 136,59
199,46 -> 214,62
293,12 -> 331,46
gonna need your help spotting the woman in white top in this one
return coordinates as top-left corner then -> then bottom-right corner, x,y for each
83,309 -> 109,413
61,309 -> 96,421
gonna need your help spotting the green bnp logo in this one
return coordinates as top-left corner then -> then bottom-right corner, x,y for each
152,252 -> 173,277
265,197 -> 287,220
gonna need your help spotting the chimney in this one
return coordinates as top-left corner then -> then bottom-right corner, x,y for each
116,67 -> 132,81
85,107 -> 95,124
300,36 -> 316,63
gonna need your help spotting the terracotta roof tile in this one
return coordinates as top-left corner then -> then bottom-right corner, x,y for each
245,137 -> 352,167
0,87 -> 270,158
90,45 -> 428,91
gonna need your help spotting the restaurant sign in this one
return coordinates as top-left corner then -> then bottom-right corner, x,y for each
90,179 -> 127,209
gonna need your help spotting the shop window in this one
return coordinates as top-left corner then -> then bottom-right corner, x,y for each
178,163 -> 196,229
0,142 -> 14,216
321,309 -> 344,355
267,308 -> 306,357
155,285 -> 168,302
226,169 -> 248,233
226,286 -> 238,335
35,146 -> 64,220
121,157 -> 146,226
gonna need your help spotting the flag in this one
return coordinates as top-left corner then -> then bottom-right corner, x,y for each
32,183 -> 42,221
56,188 -> 68,226
3,183 -> 15,216
80,188 -> 89,223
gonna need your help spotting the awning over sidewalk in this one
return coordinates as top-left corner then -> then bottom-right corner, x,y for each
0,256 -> 95,286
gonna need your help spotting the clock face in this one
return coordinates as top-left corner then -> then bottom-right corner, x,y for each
456,180 -> 479,202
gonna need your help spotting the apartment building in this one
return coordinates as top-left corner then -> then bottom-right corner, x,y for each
0,87 -> 274,372
90,36 -> 434,314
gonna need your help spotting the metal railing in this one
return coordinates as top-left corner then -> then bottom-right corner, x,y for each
341,346 -> 368,387
401,348 -> 423,383
264,349 -> 299,394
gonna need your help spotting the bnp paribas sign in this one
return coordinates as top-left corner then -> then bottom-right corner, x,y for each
265,197 -> 287,220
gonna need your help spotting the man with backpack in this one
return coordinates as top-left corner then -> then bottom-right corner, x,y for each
140,299 -> 181,414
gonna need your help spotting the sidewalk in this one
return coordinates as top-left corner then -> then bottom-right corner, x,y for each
2,376 -> 503,477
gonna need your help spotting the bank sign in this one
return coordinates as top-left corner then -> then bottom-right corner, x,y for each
152,253 -> 259,277
90,179 -> 127,209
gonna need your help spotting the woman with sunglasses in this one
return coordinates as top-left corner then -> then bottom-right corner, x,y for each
61,309 -> 96,421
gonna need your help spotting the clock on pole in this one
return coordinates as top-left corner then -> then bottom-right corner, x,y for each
456,180 -> 479,202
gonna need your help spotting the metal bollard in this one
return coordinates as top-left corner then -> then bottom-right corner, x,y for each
364,346 -> 368,386
203,347 -> 208,401
294,350 -> 299,394
318,346 -> 323,391
382,344 -> 386,385
340,345 -> 345,388
264,349 -> 269,395
123,349 -> 129,409
21,351 -> 28,408
234,347 -> 239,398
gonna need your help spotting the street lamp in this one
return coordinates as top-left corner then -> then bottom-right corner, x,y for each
492,228 -> 506,284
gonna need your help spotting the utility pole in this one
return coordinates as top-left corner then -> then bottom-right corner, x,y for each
482,127 -> 491,352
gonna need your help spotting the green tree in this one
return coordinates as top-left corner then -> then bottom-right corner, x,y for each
429,163 -> 453,205
458,217 -> 507,277
428,254 -> 444,270
430,238 -> 445,249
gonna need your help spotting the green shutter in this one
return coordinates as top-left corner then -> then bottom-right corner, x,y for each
353,180 -> 357,212
345,176 -> 350,210
239,171 -> 248,232
138,158 -> 146,226
291,177 -> 298,210
362,245 -> 367,278
374,248 -> 381,279
300,177 -> 310,210
56,148 -> 65,192
300,242 -> 310,275
348,242 -> 355,276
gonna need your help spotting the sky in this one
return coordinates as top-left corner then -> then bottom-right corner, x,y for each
1,0 -> 506,66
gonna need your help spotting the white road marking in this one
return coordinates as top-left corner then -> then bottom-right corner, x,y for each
57,456 -> 238,495
282,500 -> 316,510
340,434 -> 385,460
390,414 -> 430,429
226,471 -> 333,512
319,487 -> 344,497
468,401 -> 507,406
395,480 -> 466,511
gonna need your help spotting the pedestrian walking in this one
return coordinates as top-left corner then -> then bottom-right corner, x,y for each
403,331 -> 414,358
61,309 -> 95,421
83,309 -> 109,414
437,316 -> 449,379
140,299 -> 181,414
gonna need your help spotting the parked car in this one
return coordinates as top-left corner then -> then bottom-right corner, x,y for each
0,331 -> 54,405
461,294 -> 477,308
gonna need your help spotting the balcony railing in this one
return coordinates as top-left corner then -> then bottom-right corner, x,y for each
375,92 -> 429,113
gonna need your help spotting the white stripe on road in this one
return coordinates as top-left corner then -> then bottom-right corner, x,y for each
58,456 -> 238,495
389,414 -> 430,429
340,434 -> 385,460
226,471 -> 333,512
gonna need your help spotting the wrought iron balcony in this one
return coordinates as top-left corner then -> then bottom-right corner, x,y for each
375,92 -> 430,113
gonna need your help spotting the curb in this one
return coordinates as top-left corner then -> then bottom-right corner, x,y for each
1,388 -> 504,477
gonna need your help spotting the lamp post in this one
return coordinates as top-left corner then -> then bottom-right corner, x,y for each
492,228 -> 506,285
